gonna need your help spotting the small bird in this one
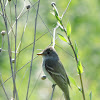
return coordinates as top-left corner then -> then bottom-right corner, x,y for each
37,46 -> 70,100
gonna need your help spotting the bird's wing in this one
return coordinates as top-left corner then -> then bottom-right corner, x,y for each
45,59 -> 70,90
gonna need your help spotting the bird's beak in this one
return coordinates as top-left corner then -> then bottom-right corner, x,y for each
37,52 -> 43,55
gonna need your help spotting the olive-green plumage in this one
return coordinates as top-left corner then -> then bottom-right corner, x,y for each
37,46 -> 70,100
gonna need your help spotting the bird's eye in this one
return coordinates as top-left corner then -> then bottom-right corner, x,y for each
47,51 -> 50,54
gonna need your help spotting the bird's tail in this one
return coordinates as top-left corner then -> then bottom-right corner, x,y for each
64,90 -> 70,100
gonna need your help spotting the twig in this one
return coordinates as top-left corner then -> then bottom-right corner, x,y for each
0,56 -> 38,88
55,44 -> 74,58
61,0 -> 72,19
0,0 -> 17,100
18,67 -> 29,92
28,71 -> 42,99
64,30 -> 85,100
26,0 -> 40,99
8,1 -> 38,35
31,2 -> 53,42
14,0 -> 19,99
16,10 -> 29,54
51,3 -> 86,100
50,84 -> 56,100
53,25 -> 59,48
0,74 -> 9,100
17,29 -> 51,56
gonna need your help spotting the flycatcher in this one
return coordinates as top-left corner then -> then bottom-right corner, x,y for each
37,46 -> 70,100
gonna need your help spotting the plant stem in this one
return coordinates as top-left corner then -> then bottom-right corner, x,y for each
51,3 -> 85,99
26,0 -> 40,99
63,27 -> 85,100
50,84 -> 56,100
0,1 -> 17,99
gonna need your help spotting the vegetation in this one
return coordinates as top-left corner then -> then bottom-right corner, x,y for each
0,0 -> 100,100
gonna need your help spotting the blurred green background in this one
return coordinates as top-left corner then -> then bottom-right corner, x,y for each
0,0 -> 100,100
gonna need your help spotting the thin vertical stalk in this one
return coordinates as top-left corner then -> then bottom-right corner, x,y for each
61,0 -> 72,18
50,84 -> 56,100
31,3 -> 53,42
64,28 -> 85,100
0,74 -> 9,100
0,56 -> 38,88
14,0 -> 19,99
0,0 -> 16,100
51,3 -> 85,100
26,0 -> 40,100
53,25 -> 59,48
16,10 -> 29,53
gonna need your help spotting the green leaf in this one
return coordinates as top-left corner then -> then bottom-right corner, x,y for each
54,11 -> 62,25
75,43 -> 83,74
59,26 -> 64,31
57,33 -> 67,42
77,61 -> 83,74
52,7 -> 62,25
75,42 -> 78,58
67,21 -> 71,37
50,11 -> 55,16
78,86 -> 82,92
89,91 -> 92,100
69,76 -> 82,92
68,76 -> 77,87
57,22 -> 64,31
54,9 -> 58,17
53,8 -> 61,23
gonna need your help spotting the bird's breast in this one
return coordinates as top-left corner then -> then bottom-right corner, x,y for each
42,60 -> 55,84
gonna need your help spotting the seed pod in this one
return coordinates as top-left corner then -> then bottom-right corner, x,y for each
1,30 -> 6,36
0,48 -> 2,52
41,76 -> 46,80
51,2 -> 56,7
26,5 -> 30,9
12,59 -> 15,63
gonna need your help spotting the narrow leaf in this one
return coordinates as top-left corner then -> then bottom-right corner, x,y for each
57,33 -> 67,42
50,11 -> 55,16
77,61 -> 83,74
75,42 -> 78,58
69,76 -> 82,92
54,9 -> 58,17
89,91 -> 92,100
68,76 -> 77,87
67,21 -> 71,37
78,86 -> 82,92
57,22 -> 64,31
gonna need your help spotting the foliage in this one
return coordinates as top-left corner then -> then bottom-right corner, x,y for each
0,0 -> 100,100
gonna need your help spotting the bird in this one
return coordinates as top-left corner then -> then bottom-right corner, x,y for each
37,46 -> 70,100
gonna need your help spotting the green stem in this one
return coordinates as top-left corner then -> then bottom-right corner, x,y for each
51,3 -> 85,100
64,27 -> 85,100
